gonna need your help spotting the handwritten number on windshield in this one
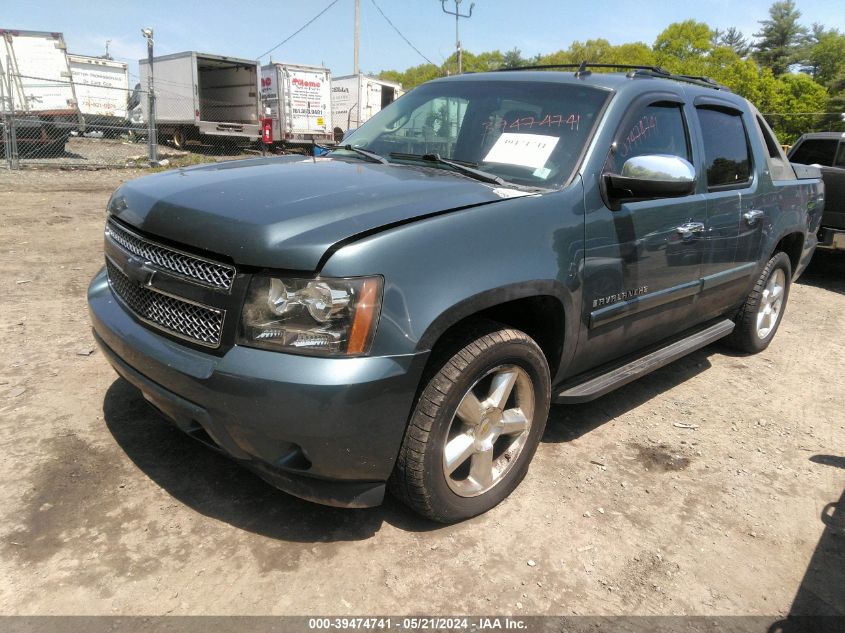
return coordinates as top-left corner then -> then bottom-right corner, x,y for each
482,114 -> 580,134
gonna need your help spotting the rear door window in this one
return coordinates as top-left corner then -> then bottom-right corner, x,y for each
696,107 -> 752,189
790,139 -> 839,167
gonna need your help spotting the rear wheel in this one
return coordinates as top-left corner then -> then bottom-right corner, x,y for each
727,252 -> 791,353
389,323 -> 551,523
172,128 -> 187,150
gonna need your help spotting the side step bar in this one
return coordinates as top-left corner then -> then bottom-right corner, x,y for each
554,319 -> 735,404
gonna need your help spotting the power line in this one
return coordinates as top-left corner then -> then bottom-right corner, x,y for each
256,0 -> 341,61
370,0 -> 436,66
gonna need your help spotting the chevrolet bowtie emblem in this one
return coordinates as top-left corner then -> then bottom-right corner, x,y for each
122,255 -> 156,286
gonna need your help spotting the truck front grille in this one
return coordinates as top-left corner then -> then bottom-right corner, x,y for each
106,259 -> 224,348
106,219 -> 235,291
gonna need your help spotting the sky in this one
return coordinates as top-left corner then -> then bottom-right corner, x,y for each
5,0 -> 845,85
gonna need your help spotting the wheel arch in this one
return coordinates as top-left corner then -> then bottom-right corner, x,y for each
417,281 -> 573,380
771,229 -> 804,277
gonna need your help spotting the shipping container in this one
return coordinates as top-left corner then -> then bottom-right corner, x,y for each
331,74 -> 403,135
139,51 -> 261,148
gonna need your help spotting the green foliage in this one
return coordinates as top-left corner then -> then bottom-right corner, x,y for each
654,20 -> 715,64
716,27 -> 752,58
765,73 -> 831,143
502,48 -> 528,69
379,63 -> 440,88
808,30 -> 845,85
376,3 -> 840,142
534,39 -> 656,69
753,0 -> 808,75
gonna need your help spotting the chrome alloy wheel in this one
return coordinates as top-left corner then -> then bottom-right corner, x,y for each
442,365 -> 535,497
756,268 -> 786,339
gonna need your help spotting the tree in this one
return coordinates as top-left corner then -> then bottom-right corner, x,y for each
768,72 -> 830,142
654,20 -> 714,66
607,42 -> 657,67
376,10 -> 838,138
807,30 -> 845,84
502,48 -> 526,69
753,1 -> 808,75
378,62 -> 440,89
535,39 -> 656,69
717,27 -> 752,57
827,72 -> 845,131
468,50 -> 507,72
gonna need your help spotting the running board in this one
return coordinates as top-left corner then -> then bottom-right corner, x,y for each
554,319 -> 735,404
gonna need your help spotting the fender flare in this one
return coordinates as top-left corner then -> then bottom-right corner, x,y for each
416,280 -> 579,377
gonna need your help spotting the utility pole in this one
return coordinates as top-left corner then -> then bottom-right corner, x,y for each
441,0 -> 474,74
353,0 -> 360,75
142,28 -> 157,165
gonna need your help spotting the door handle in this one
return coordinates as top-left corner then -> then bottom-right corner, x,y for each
676,222 -> 705,238
743,209 -> 765,226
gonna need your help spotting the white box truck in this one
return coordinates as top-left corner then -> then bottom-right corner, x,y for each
0,29 -> 84,155
68,54 -> 129,135
139,52 -> 260,148
261,62 -> 333,147
331,74 -> 403,135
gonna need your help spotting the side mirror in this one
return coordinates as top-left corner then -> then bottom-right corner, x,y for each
605,154 -> 697,207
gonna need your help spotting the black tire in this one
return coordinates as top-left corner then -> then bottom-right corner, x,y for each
727,251 -> 792,353
172,129 -> 187,150
389,322 -> 551,523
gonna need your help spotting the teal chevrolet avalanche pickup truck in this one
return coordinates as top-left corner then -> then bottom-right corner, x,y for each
89,64 -> 823,522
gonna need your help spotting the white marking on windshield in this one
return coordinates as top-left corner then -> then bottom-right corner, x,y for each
483,133 -> 559,169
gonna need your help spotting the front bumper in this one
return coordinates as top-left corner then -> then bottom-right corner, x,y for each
88,268 -> 428,508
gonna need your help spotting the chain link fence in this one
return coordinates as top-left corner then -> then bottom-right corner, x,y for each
2,70 -> 843,170
1,72 -> 269,170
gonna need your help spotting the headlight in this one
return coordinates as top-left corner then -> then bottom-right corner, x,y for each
238,275 -> 383,355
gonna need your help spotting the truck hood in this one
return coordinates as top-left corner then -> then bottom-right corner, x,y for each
109,156 -> 529,270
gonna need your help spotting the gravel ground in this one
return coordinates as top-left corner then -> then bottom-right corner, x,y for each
0,168 -> 842,618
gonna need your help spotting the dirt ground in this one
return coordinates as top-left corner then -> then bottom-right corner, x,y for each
0,168 -> 842,618
15,137 -> 253,168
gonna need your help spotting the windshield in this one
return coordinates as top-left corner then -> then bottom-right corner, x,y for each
338,79 -> 611,187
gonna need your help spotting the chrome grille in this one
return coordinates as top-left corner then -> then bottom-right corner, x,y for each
106,259 -> 224,348
106,220 -> 235,291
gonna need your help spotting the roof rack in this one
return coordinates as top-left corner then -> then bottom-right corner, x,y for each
497,61 -> 728,91
625,68 -> 728,91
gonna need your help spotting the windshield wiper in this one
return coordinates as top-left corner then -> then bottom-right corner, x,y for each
328,144 -> 389,164
389,152 -> 505,186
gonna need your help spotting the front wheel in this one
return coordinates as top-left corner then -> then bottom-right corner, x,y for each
727,251 -> 791,353
389,323 -> 551,523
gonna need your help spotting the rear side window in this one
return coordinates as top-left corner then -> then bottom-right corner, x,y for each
696,107 -> 751,188
755,116 -> 781,158
754,114 -> 795,181
790,139 -> 838,167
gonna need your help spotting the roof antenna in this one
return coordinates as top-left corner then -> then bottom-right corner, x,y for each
575,60 -> 591,78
